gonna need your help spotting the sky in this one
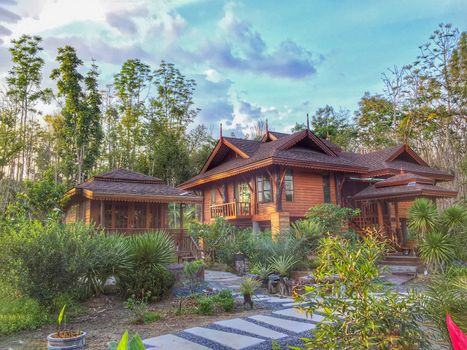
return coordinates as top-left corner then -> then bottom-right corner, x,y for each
0,0 -> 466,137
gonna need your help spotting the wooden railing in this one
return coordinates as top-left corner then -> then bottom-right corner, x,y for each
210,201 -> 251,218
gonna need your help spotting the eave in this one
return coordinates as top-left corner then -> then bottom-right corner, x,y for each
363,169 -> 454,181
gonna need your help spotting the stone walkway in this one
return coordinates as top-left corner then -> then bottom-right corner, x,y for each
142,270 -> 411,349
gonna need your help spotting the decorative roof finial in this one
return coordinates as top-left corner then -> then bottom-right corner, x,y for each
265,118 -> 269,134
220,123 -> 223,140
306,113 -> 310,130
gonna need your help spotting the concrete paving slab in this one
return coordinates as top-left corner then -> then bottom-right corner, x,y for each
248,315 -> 316,333
184,327 -> 264,349
273,308 -> 326,323
143,334 -> 211,350
214,318 -> 287,339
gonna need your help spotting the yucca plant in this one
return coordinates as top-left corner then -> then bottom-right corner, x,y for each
290,220 -> 322,253
408,198 -> 439,238
239,277 -> 260,309
419,231 -> 455,273
441,204 -> 467,234
268,255 -> 298,277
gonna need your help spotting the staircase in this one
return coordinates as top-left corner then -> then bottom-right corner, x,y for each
379,254 -> 424,276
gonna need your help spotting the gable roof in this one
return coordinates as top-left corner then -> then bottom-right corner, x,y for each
180,130 -> 367,189
66,169 -> 202,203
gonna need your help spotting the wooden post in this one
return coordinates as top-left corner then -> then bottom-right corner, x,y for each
377,201 -> 384,233
275,166 -> 283,212
100,200 -> 105,227
145,203 -> 152,230
394,202 -> 402,243
179,203 -> 184,229
223,184 -> 228,203
128,203 -> 135,230
111,202 -> 116,230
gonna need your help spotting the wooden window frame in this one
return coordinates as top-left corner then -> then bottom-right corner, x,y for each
284,168 -> 294,202
257,175 -> 273,203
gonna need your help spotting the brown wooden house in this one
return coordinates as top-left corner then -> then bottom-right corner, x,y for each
179,126 -> 457,245
64,168 -> 203,258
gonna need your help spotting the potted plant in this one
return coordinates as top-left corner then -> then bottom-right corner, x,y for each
240,277 -> 260,309
47,305 -> 86,350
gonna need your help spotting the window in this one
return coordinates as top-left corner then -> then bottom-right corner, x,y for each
323,174 -> 331,203
237,182 -> 251,203
114,204 -> 128,228
257,175 -> 272,203
284,169 -> 294,201
134,203 -> 146,228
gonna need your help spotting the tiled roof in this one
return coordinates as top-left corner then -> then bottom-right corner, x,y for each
180,131 -> 454,189
72,169 -> 201,202
375,173 -> 434,188
353,182 -> 457,201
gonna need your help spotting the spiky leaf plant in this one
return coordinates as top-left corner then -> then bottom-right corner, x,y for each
408,198 -> 439,238
268,255 -> 298,277
419,231 -> 455,273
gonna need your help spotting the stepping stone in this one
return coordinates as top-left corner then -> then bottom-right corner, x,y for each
215,318 -> 287,339
273,308 -> 326,323
249,315 -> 316,333
264,297 -> 294,303
185,327 -> 264,349
143,334 -> 210,350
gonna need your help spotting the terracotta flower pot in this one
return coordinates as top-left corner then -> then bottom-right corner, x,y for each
47,331 -> 86,350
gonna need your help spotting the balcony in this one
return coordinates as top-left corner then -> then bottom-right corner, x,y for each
210,201 -> 252,219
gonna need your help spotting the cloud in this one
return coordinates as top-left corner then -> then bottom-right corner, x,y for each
42,36 -> 151,66
195,2 -> 319,79
0,6 -> 20,22
105,5 -> 148,35
146,10 -> 187,46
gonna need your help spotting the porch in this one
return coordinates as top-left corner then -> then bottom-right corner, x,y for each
210,201 -> 252,219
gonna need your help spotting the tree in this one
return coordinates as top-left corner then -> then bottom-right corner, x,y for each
114,59 -> 152,169
312,105 -> 356,150
50,46 -> 102,184
290,122 -> 306,133
6,35 -> 50,181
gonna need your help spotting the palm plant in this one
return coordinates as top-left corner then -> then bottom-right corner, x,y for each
290,220 -> 322,253
408,198 -> 439,239
239,277 -> 260,309
129,231 -> 175,267
440,204 -> 467,234
419,231 -> 455,273
268,255 -> 298,277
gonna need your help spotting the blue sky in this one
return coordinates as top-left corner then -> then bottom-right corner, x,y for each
0,0 -> 466,136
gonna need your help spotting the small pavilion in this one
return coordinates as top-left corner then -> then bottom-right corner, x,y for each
352,172 -> 457,245
63,169 -> 203,259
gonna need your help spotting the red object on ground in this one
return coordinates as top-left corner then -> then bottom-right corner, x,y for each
446,313 -> 467,350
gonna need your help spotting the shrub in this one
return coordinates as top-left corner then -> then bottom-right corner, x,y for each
119,231 -> 176,301
239,277 -> 260,296
3,220 -> 128,305
295,234 -> 427,349
290,219 -> 322,253
213,289 -> 235,312
143,311 -> 162,324
125,295 -> 150,324
305,203 -> 359,234
419,231 -> 455,273
183,259 -> 204,293
249,263 -> 271,280
197,296 -> 214,315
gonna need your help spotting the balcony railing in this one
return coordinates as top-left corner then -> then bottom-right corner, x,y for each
210,201 -> 251,218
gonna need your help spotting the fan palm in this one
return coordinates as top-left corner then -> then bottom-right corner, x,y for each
408,198 -> 439,238
419,231 -> 455,273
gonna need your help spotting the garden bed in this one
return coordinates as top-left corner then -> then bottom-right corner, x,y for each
0,294 -> 269,350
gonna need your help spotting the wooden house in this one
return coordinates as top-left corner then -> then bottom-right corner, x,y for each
179,126 -> 457,245
64,168 -> 203,259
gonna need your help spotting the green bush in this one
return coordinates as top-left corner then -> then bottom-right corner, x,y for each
295,234 -> 428,349
119,231 -> 176,301
1,220 -> 130,305
143,311 -> 162,324
0,282 -> 48,336
197,296 -> 214,315
419,231 -> 455,273
213,289 -> 235,312
305,203 -> 359,234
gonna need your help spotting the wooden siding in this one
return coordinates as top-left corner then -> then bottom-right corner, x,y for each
281,169 -> 336,217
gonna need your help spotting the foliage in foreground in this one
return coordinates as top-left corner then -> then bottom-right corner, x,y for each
108,330 -> 145,350
423,265 -> 467,343
0,220 -> 132,305
294,234 -> 428,349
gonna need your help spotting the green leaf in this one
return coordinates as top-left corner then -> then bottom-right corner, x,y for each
58,304 -> 66,326
129,334 -> 146,350
116,330 -> 129,350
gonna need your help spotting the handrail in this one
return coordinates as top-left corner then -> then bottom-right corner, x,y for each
210,201 -> 251,218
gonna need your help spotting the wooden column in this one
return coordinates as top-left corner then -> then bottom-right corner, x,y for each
377,201 -> 384,233
275,166 -> 283,212
100,200 -> 105,227
111,202 -> 116,229
128,203 -> 135,230
179,203 -> 184,229
145,203 -> 152,230
394,202 -> 402,243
